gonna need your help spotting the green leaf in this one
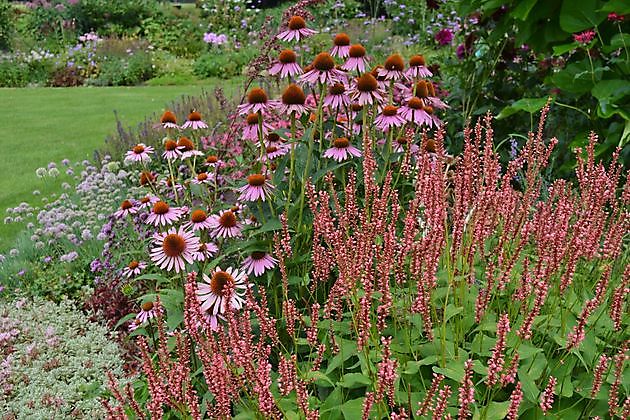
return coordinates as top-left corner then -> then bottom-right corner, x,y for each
325,340 -> 357,374
592,79 -> 630,102
511,0 -> 538,20
340,398 -> 365,419
402,356 -> 439,375
559,0 -> 606,33
497,98 -> 549,119
552,42 -> 578,56
599,0 -> 630,14
305,371 -> 334,387
519,369 -> 539,403
114,312 -> 136,330
433,361 -> 465,382
473,401 -> 511,420
338,373 -> 372,389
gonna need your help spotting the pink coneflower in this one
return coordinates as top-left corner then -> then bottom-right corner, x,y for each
399,97 -> 433,127
279,83 -> 310,116
330,33 -> 351,58
263,145 -> 290,161
135,301 -> 161,323
182,110 -> 208,130
192,172 -> 214,185
162,139 -> 181,160
128,318 -> 143,332
146,201 -> 183,227
124,143 -> 154,164
405,55 -> 432,79
324,83 -> 351,109
139,171 -> 156,187
264,132 -> 283,148
192,242 -> 218,261
269,49 -> 303,79
197,266 -> 249,315
391,136 -> 419,154
243,113 -> 273,141
241,251 -> 278,277
299,52 -> 346,86
378,54 -> 406,81
209,210 -> 243,238
185,209 -> 214,231
420,81 -> 449,109
277,15 -> 317,42
177,137 -> 204,160
204,155 -> 223,168
350,73 -> 385,106
150,226 -> 199,273
122,260 -> 147,278
138,195 -> 159,210
323,137 -> 362,162
114,199 -> 137,218
375,105 -> 406,131
342,44 -> 369,73
160,110 -> 179,129
573,29 -> 596,44
238,174 -> 275,202
237,87 -> 277,115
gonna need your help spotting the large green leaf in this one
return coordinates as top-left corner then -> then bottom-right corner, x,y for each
338,373 -> 372,389
473,401 -> 512,420
559,0 -> 606,33
340,398 -> 365,419
497,98 -> 549,119
511,0 -> 538,20
599,0 -> 630,14
592,79 -> 630,102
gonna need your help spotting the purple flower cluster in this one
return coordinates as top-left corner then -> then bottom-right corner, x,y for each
203,32 -> 229,46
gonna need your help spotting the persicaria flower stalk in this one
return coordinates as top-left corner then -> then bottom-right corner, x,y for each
487,314 -> 510,386
540,376 -> 557,414
591,354 -> 609,398
506,382 -> 523,420
458,359 -> 475,419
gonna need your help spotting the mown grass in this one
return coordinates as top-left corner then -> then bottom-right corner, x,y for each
0,80 -> 242,251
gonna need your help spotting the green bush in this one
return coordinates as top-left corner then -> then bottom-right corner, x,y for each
93,51 -> 155,86
193,48 -> 256,79
0,0 -> 14,51
0,298 -> 126,418
142,11 -> 206,58
0,61 -> 28,87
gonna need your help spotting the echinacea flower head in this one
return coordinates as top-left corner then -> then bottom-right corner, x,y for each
123,260 -> 147,278
160,110 -> 179,129
192,172 -> 214,185
182,110 -> 208,130
177,136 -> 203,160
323,137 -> 362,162
277,15 -> 317,42
114,199 -> 137,218
237,87 -> 277,115
269,49 -> 303,79
280,83 -> 309,116
205,155 -> 221,167
192,241 -> 218,261
238,173 -> 275,202
379,54 -> 406,80
263,144 -> 289,161
299,52 -> 346,86
139,171 -> 156,186
392,136 -> 419,154
399,97 -> 433,127
405,55 -> 433,79
162,139 -> 181,160
186,209 -> 214,231
209,209 -> 243,238
150,226 -> 199,273
324,82 -> 351,109
243,113 -> 273,141
124,143 -> 154,164
241,251 -> 278,277
351,73 -> 385,106
375,105 -> 406,131
138,195 -> 159,210
146,201 -> 183,226
342,44 -> 369,73
197,266 -> 249,315
331,32 -> 351,58
136,301 -> 161,323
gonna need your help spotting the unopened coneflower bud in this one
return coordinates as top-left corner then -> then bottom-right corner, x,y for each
416,80 -> 429,98
282,83 -> 306,105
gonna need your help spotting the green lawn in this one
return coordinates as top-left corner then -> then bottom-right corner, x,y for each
0,83 -> 240,251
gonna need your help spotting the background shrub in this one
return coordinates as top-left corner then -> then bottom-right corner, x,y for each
193,47 -> 256,79
0,0 -> 14,51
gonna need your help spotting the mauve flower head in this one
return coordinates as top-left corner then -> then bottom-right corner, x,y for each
573,29 -> 596,44
435,28 -> 454,46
